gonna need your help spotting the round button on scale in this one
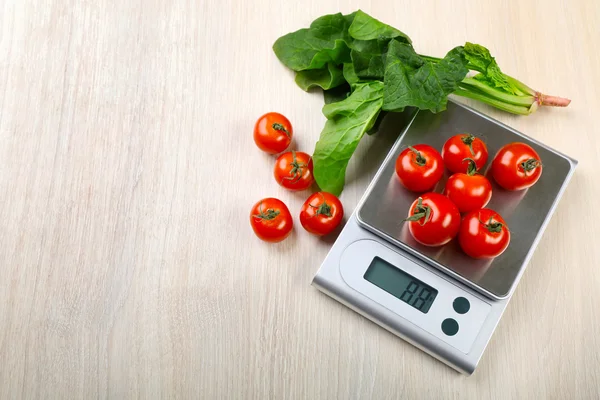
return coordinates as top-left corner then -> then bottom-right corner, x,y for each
441,318 -> 459,336
453,297 -> 470,314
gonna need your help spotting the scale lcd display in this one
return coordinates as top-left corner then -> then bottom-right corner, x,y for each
364,257 -> 438,313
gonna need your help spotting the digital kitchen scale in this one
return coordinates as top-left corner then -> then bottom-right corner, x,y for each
312,101 -> 577,375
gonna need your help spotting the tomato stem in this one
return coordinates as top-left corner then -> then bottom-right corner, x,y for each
404,197 -> 432,225
253,202 -> 280,220
408,146 -> 427,166
282,150 -> 308,184
520,158 -> 541,174
272,122 -> 290,138
479,215 -> 503,233
463,158 -> 478,176
461,134 -> 476,156
309,194 -> 333,217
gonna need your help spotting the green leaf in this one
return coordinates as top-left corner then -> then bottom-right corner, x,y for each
350,38 -> 389,79
342,63 -> 361,85
273,13 -> 354,71
382,40 -> 469,113
366,111 -> 387,135
313,82 -> 384,195
295,63 -> 345,91
463,42 -> 521,95
348,10 -> 411,43
323,83 -> 351,104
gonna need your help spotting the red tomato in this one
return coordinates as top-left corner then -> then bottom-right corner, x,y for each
254,112 -> 293,154
406,193 -> 460,247
444,159 -> 492,213
491,142 -> 542,191
300,192 -> 344,236
250,198 -> 293,242
274,151 -> 314,191
459,209 -> 510,259
442,134 -> 488,173
395,145 -> 444,192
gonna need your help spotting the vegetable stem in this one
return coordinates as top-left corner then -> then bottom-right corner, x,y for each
419,54 -> 442,63
452,88 -> 532,115
461,78 -> 534,107
504,75 -> 535,95
419,54 -> 485,73
408,146 -> 427,166
538,94 -> 571,107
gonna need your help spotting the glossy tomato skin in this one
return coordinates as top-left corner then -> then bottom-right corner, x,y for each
445,173 -> 492,213
274,151 -> 314,191
459,209 -> 510,259
491,142 -> 542,191
395,145 -> 444,192
300,192 -> 344,236
250,198 -> 293,243
442,134 -> 488,173
406,193 -> 461,247
254,112 -> 293,154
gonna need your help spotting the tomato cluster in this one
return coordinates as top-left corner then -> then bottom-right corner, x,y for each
398,134 -> 542,259
250,112 -> 344,242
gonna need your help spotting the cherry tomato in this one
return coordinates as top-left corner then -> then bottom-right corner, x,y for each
395,145 -> 444,192
274,151 -> 314,191
253,112 -> 293,154
405,193 -> 460,247
442,134 -> 488,173
444,159 -> 492,213
250,198 -> 293,242
459,209 -> 510,259
491,142 -> 542,191
299,192 -> 344,236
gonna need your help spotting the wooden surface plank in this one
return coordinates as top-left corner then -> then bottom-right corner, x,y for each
0,0 -> 599,398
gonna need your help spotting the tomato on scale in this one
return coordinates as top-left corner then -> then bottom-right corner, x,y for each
405,193 -> 461,247
442,134 -> 488,173
459,209 -> 510,259
300,192 -> 344,236
445,158 -> 492,213
253,112 -> 293,154
274,151 -> 314,191
249,198 -> 293,243
395,145 -> 444,192
491,142 -> 542,191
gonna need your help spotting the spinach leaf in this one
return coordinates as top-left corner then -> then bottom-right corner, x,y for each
348,10 -> 411,43
463,42 -> 521,95
313,82 -> 384,195
295,63 -> 345,91
272,13 -> 354,71
323,83 -> 351,104
342,63 -> 361,85
382,40 -> 469,113
350,38 -> 389,79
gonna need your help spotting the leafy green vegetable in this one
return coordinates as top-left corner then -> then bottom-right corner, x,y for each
463,43 -> 521,95
342,63 -> 361,85
348,10 -> 411,43
323,83 -> 351,104
350,39 -> 389,79
313,82 -> 384,195
295,63 -> 345,91
272,10 -> 570,195
272,13 -> 354,71
383,41 -> 469,112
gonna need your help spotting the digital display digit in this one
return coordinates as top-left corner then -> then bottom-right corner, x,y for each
363,257 -> 438,313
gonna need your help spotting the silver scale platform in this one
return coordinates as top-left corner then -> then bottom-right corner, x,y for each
312,101 -> 577,374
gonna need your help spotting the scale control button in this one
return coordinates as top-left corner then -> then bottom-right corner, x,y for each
441,318 -> 459,336
453,297 -> 470,314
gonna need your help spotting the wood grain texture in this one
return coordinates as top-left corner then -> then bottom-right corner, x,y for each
0,0 -> 599,398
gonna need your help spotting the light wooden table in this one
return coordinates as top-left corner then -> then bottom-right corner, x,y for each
1,0 -> 599,398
